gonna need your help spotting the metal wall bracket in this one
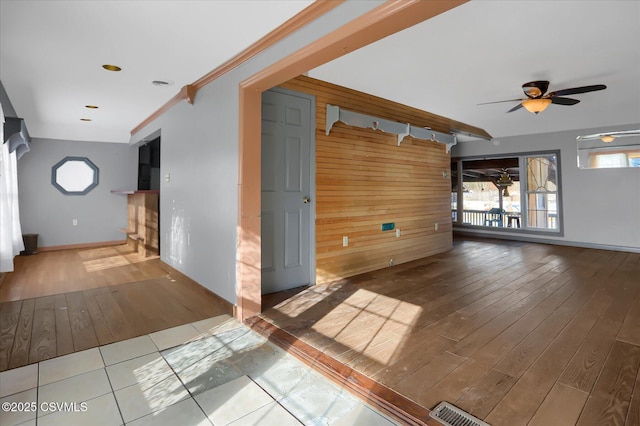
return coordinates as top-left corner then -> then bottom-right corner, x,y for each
325,104 -> 458,153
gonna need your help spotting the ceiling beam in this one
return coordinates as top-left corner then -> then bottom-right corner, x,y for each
462,158 -> 519,170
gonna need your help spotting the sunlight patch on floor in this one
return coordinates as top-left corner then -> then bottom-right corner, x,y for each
311,288 -> 422,365
134,362 -> 189,415
82,253 -> 159,272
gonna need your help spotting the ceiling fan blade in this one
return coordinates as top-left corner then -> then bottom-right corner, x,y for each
506,103 -> 524,113
478,99 -> 523,105
549,97 -> 580,106
547,84 -> 606,97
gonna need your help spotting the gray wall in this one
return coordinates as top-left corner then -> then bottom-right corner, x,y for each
130,1 -> 384,304
17,137 -> 137,247
452,123 -> 640,251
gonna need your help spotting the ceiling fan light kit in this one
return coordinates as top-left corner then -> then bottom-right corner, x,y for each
522,98 -> 552,114
522,80 -> 549,98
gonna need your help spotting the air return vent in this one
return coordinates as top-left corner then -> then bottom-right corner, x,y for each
429,402 -> 490,426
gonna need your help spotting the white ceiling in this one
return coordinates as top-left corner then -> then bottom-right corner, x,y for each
310,0 -> 640,140
2,1 -> 639,144
0,0 -> 313,143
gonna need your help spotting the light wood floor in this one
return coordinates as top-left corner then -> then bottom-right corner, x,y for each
1,245 -> 168,302
261,237 -> 640,426
0,245 -> 232,372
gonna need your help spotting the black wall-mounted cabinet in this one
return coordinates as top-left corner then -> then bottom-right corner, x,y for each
138,137 -> 160,190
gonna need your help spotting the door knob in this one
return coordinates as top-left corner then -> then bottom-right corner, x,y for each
303,196 -> 311,204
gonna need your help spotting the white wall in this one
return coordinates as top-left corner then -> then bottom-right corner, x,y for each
130,2 -> 385,304
452,123 -> 640,251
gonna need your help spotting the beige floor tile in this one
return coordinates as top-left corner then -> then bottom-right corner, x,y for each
175,354 -> 243,396
106,352 -> 172,391
277,371 -> 366,425
37,393 -> 122,426
0,388 -> 37,426
333,404 -> 398,426
114,372 -> 189,423
149,324 -> 201,351
191,315 -> 239,335
228,401 -> 301,426
100,335 -> 158,366
127,397 -> 212,426
0,364 -> 38,398
195,375 -> 274,425
37,369 -> 111,417
6,308 -> 397,426
38,348 -> 104,386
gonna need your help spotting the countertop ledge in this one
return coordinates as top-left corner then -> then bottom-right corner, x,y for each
110,190 -> 160,195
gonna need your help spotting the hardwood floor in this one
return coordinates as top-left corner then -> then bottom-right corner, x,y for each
259,237 -> 640,426
0,245 -> 168,302
0,245 -> 232,372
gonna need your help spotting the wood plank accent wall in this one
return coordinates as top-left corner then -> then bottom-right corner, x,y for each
279,76 -> 452,284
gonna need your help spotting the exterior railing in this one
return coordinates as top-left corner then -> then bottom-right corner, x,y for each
451,209 -> 557,229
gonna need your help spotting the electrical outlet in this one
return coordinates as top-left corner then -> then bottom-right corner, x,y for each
72,219 -> 78,226
342,236 -> 348,247
435,223 -> 439,231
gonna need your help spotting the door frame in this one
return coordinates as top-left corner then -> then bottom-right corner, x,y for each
262,87 -> 316,292
237,0 -> 468,321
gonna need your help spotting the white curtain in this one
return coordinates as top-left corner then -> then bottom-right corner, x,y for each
0,103 -> 25,272
595,153 -> 629,168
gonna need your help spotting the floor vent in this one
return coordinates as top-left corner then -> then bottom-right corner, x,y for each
429,402 -> 490,426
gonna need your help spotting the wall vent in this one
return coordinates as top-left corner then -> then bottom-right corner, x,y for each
429,402 -> 490,426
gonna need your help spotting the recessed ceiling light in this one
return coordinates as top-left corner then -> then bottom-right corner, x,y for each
152,80 -> 173,86
80,118 -> 92,121
102,64 -> 122,72
85,105 -> 99,109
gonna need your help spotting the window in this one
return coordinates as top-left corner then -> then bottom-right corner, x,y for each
51,156 -> 99,195
451,162 -> 458,222
451,151 -> 562,234
577,133 -> 640,169
590,152 -> 640,168
525,154 -> 559,230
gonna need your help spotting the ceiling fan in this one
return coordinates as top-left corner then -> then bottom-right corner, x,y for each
480,80 -> 607,114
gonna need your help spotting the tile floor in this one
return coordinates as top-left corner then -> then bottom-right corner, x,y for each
0,314 -> 398,426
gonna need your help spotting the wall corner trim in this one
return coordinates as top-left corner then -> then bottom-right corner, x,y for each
183,84 -> 196,105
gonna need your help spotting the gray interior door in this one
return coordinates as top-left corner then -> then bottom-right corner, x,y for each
261,89 -> 314,294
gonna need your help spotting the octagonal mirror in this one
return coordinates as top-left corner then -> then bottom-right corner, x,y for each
51,156 -> 99,195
